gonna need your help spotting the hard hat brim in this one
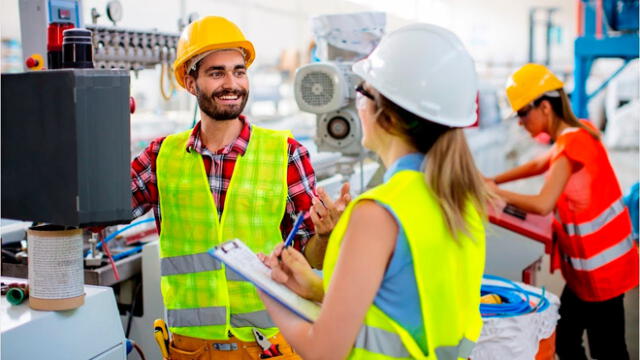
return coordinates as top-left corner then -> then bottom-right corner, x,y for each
173,40 -> 255,89
352,58 -> 477,128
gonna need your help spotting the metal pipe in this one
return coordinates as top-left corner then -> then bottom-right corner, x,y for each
587,60 -> 632,101
528,9 -> 537,63
596,0 -> 603,38
576,0 -> 584,37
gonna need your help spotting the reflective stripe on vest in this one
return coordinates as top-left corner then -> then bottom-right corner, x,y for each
230,310 -> 275,328
562,234 -> 635,271
168,308 -> 274,328
563,199 -> 625,237
168,306 -> 227,327
160,253 -> 249,281
354,325 -> 410,358
435,337 -> 475,360
161,252 -> 222,275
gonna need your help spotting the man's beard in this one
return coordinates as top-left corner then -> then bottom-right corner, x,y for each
196,85 -> 249,121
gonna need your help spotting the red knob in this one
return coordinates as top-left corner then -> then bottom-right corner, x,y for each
25,57 -> 39,68
129,96 -> 136,114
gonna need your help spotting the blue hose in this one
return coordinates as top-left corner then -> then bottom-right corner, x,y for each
112,245 -> 144,261
480,274 -> 550,318
96,218 -> 155,250
85,218 -> 155,257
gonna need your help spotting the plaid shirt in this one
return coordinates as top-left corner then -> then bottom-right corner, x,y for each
131,116 -> 316,250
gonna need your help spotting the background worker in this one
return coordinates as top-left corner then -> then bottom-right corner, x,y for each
258,23 -> 492,359
485,63 -> 639,360
130,16 -> 321,359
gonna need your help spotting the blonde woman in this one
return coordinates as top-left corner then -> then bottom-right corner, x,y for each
258,24 -> 492,359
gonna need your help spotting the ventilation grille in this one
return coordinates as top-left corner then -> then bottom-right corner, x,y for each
300,72 -> 334,107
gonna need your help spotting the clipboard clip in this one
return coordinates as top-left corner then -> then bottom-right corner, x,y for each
219,240 -> 240,254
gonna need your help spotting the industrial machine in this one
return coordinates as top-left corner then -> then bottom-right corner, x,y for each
1,69 -> 132,226
1,276 -> 127,360
1,1 -> 180,359
294,12 -> 385,158
293,12 -> 385,193
19,0 -> 179,73
295,61 -> 363,156
572,0 -> 639,118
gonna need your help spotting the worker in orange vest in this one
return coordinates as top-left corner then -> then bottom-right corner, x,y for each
486,63 -> 638,360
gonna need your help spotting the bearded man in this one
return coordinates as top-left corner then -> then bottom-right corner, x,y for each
131,16 -> 319,359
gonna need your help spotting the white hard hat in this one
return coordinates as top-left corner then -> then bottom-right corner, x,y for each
352,23 -> 478,127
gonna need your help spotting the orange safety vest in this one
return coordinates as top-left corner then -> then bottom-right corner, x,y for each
551,122 -> 638,302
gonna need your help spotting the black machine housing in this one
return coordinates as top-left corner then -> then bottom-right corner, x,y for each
1,69 -> 132,226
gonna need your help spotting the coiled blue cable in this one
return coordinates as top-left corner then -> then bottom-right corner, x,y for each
480,274 -> 550,318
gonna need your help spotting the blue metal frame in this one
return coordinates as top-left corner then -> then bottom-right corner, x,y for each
572,0 -> 639,118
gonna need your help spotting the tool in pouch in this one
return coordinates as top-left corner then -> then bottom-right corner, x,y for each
252,328 -> 282,358
154,318 -> 170,358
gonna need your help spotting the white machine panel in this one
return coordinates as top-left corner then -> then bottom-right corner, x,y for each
1,277 -> 125,360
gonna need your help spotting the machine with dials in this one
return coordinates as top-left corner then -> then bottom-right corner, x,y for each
0,1 -> 183,359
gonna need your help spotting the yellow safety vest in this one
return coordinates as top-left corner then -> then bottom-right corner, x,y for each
157,125 -> 289,341
323,170 -> 485,359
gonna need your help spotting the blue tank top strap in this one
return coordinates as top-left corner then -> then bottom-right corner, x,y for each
372,152 -> 427,354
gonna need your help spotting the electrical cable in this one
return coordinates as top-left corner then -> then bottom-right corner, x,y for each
100,236 -> 121,281
95,218 -> 155,250
480,274 -> 550,318
1,248 -> 17,261
112,245 -> 144,261
84,218 -> 153,272
159,61 -> 175,100
133,342 -> 146,360
125,281 -> 143,338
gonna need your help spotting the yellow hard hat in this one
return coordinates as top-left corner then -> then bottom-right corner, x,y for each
173,16 -> 255,89
505,63 -> 564,112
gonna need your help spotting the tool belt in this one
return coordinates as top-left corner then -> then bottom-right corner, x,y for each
168,332 -> 300,360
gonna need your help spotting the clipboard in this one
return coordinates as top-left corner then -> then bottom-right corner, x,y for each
208,239 -> 321,322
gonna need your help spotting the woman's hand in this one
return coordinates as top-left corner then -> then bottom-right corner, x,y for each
484,177 -> 499,193
259,244 -> 324,302
310,183 -> 352,236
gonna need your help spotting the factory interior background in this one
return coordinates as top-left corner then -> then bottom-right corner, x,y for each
1,0 -> 638,359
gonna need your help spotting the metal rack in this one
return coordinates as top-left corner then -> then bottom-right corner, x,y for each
572,0 -> 639,118
86,25 -> 179,71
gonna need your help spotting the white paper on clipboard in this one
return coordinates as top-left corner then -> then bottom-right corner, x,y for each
209,239 -> 321,322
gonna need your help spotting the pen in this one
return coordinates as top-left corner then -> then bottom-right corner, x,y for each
284,211 -> 305,248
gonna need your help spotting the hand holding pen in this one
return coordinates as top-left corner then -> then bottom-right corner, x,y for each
258,211 -> 324,301
258,211 -> 305,264
283,211 -> 305,248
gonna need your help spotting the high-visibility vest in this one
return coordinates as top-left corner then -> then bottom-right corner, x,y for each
323,170 -> 486,359
552,124 -> 638,301
156,125 -> 289,340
